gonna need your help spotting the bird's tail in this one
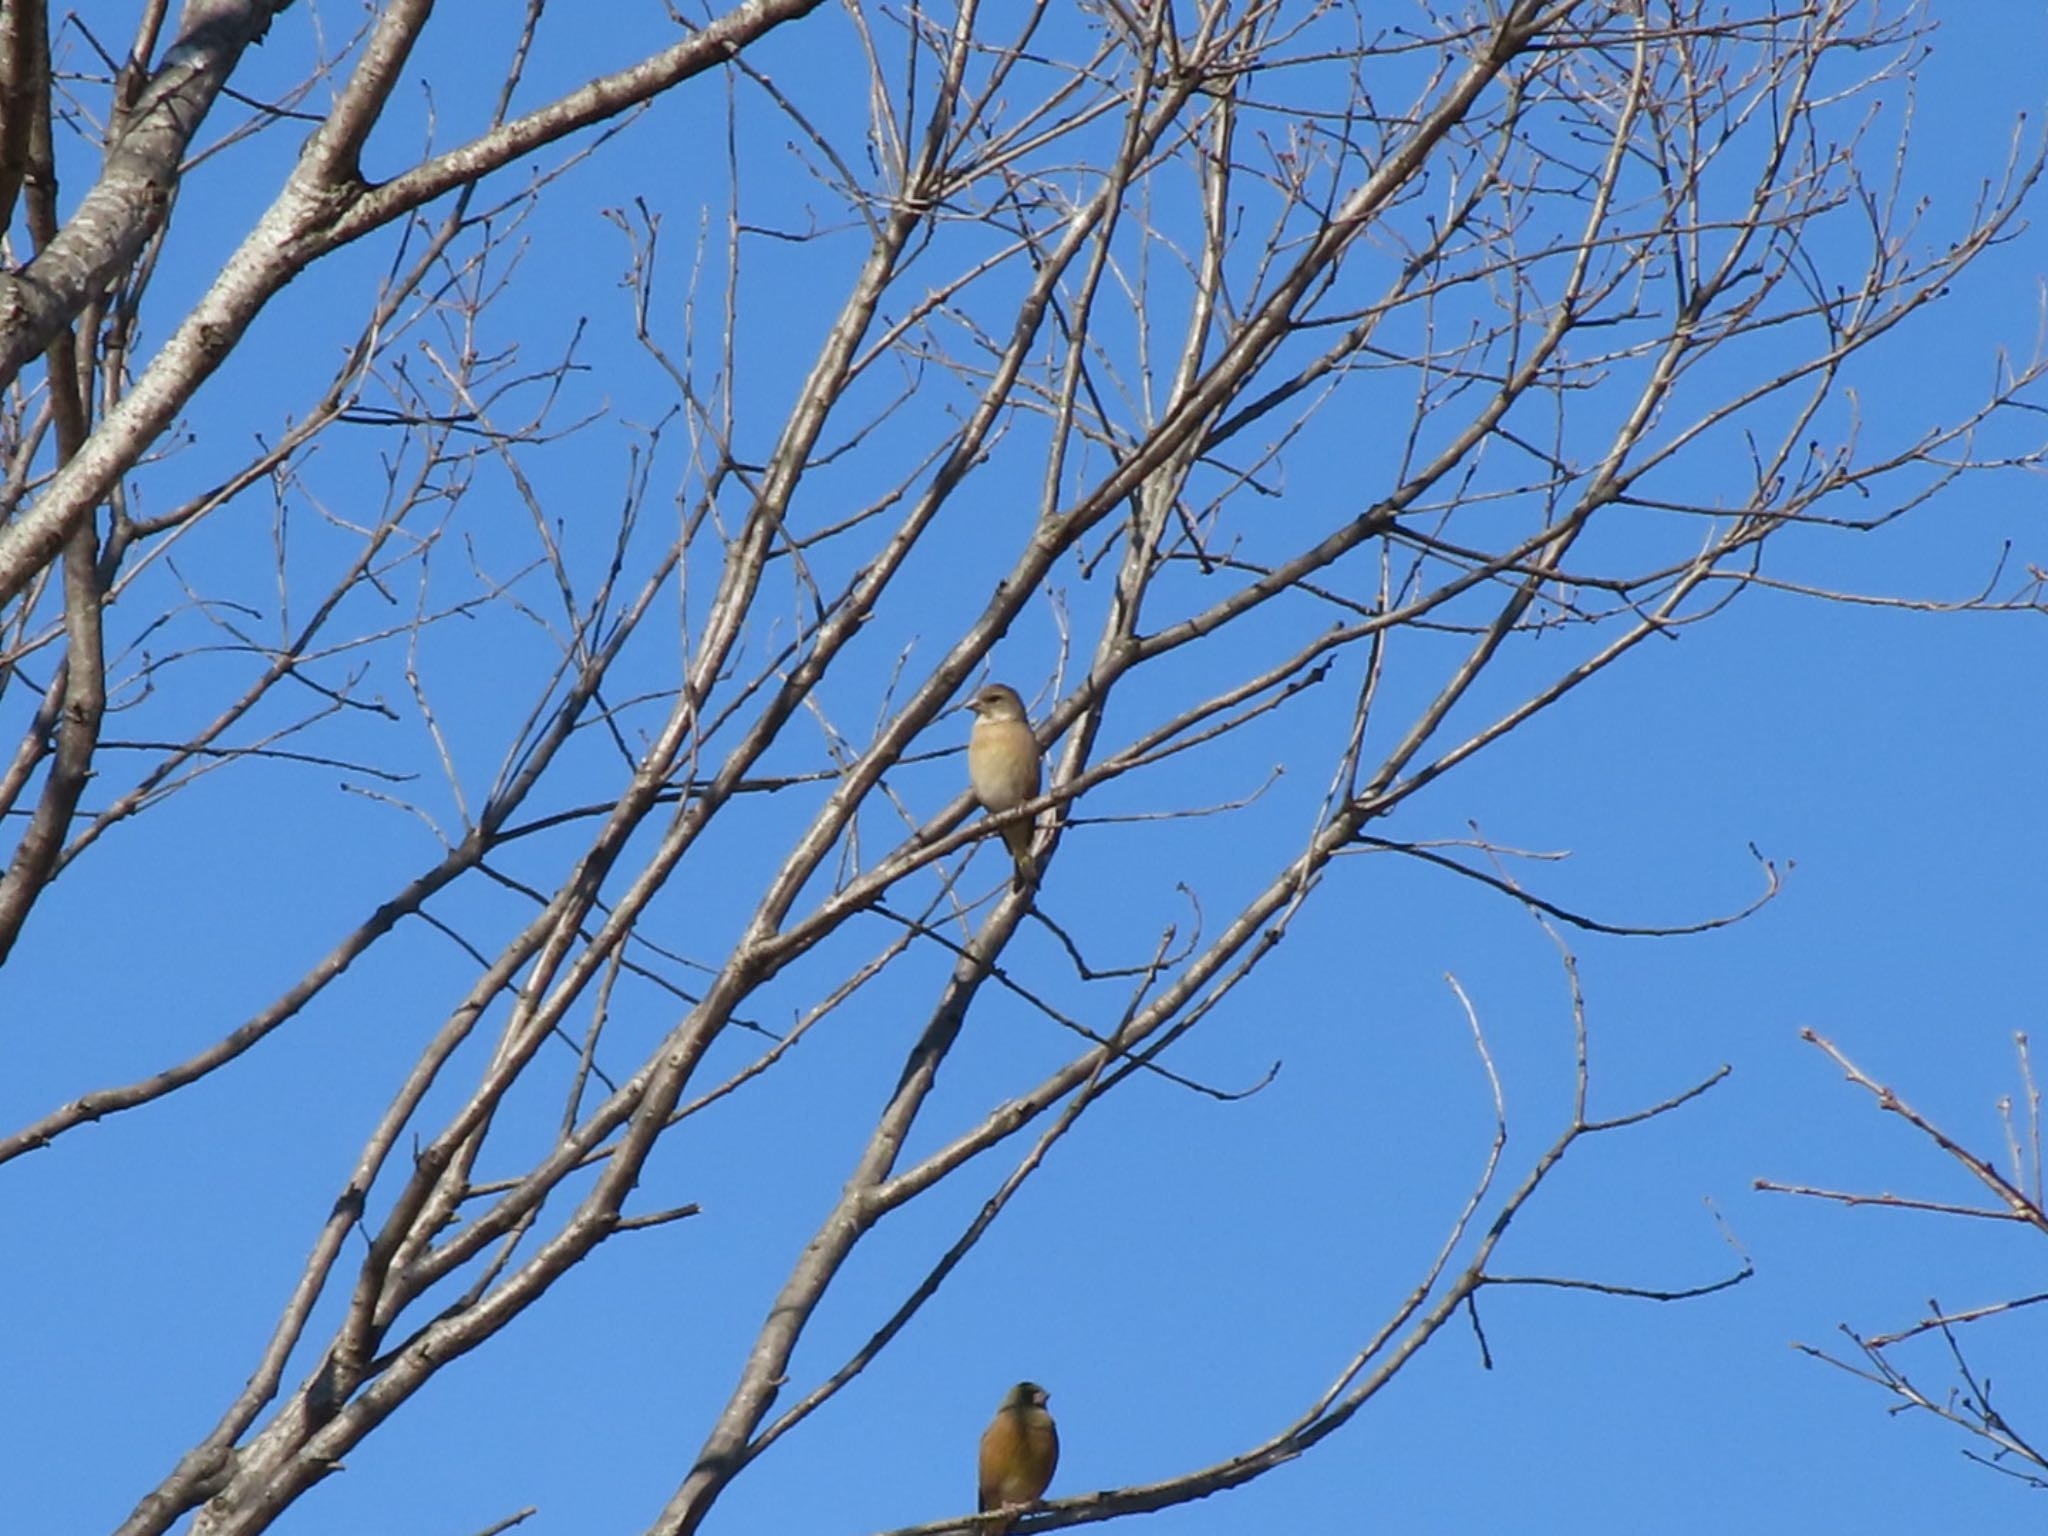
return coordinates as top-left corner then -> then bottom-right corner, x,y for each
1001,821 -> 1037,889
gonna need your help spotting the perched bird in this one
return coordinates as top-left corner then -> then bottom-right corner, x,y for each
963,682 -> 1043,887
978,1380 -> 1059,1526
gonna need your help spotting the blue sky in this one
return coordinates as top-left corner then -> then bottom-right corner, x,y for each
2,4 -> 2046,1533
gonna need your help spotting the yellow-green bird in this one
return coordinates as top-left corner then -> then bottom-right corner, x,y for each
963,682 -> 1043,888
978,1381 -> 1059,1526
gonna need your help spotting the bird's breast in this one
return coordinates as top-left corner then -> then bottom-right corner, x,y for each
968,725 -> 1041,809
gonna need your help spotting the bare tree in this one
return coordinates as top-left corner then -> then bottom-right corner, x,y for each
2,1 -> 2042,1532
1761,1033 -> 2048,1490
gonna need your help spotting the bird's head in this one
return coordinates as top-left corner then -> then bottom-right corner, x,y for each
963,683 -> 1029,723
1003,1381 -> 1050,1412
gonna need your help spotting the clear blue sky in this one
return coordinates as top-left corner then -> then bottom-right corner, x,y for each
3,5 -> 2045,1533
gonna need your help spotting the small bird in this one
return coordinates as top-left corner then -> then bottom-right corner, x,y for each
977,1380 -> 1059,1527
963,682 -> 1043,888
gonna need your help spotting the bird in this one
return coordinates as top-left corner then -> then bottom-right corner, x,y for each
977,1380 -> 1059,1527
963,682 -> 1043,888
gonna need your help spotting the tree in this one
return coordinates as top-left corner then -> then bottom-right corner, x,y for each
2,2 -> 2041,1532
1763,1033 -> 2048,1489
